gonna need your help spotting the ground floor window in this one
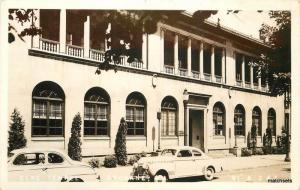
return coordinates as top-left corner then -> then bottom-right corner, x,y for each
213,102 -> 225,136
234,104 -> 245,136
268,108 -> 276,136
161,96 -> 178,136
252,106 -> 262,136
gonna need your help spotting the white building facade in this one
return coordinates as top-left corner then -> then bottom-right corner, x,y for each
8,9 -> 284,156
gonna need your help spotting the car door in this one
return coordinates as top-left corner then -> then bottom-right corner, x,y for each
192,149 -> 207,175
44,152 -> 71,181
175,149 -> 196,177
8,153 -> 48,182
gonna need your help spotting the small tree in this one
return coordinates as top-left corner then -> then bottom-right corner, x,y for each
114,117 -> 128,165
247,131 -> 251,149
265,127 -> 273,148
8,109 -> 27,154
250,124 -> 257,151
68,113 -> 82,161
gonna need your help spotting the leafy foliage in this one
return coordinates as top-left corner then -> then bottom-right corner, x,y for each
88,158 -> 100,168
8,109 -> 27,154
250,124 -> 257,150
114,117 -> 128,165
68,113 -> 82,161
104,155 -> 117,168
8,9 -> 41,43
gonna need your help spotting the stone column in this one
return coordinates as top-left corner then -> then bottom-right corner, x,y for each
250,65 -> 254,88
59,9 -> 66,54
242,55 -> 245,86
199,42 -> 204,79
187,38 -> 192,76
211,46 -> 215,81
160,29 -> 164,72
221,48 -> 226,83
142,34 -> 148,69
84,16 -> 90,58
174,34 -> 179,75
258,67 -> 262,90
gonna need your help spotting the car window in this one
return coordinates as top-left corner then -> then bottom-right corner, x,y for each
48,153 -> 64,164
192,150 -> 202,157
161,149 -> 177,156
13,153 -> 45,165
177,150 -> 192,157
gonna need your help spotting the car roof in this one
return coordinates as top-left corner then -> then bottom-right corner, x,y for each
11,147 -> 67,155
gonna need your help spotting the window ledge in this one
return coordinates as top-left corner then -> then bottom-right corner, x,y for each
126,136 -> 146,140
213,135 -> 225,139
31,137 -> 64,141
83,136 -> 110,140
235,135 -> 245,138
161,136 -> 179,140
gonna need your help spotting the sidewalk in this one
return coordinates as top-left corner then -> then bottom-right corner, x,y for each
93,154 -> 289,182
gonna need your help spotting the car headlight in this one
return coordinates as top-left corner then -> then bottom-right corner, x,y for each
142,163 -> 149,170
133,163 -> 138,169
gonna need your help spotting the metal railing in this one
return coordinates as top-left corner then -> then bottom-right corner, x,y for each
66,44 -> 84,58
192,71 -> 200,79
179,68 -> 188,77
164,65 -> 175,74
203,73 -> 211,81
39,38 -> 60,53
89,49 -> 105,62
253,83 -> 259,90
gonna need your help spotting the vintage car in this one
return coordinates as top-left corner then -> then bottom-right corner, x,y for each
130,146 -> 223,182
8,148 -> 101,182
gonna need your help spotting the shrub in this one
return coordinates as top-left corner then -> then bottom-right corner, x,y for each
128,155 -> 139,165
88,158 -> 100,168
114,118 -> 128,166
140,151 -> 147,157
241,148 -> 252,157
151,152 -> 159,157
262,146 -> 272,155
250,124 -> 257,150
68,113 -> 82,161
253,147 -> 264,155
104,155 -> 117,168
8,109 -> 27,154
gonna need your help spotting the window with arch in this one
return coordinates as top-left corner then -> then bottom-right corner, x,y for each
161,96 -> 178,136
213,102 -> 225,136
84,87 -> 110,136
32,81 -> 65,137
252,106 -> 262,136
234,104 -> 245,136
268,108 -> 276,136
126,92 -> 146,136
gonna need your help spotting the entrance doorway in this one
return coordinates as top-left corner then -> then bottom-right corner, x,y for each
189,109 -> 204,151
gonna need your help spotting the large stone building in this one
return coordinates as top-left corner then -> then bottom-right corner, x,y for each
8,10 -> 284,156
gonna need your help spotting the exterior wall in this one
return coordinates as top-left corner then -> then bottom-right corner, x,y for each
7,10 -> 284,156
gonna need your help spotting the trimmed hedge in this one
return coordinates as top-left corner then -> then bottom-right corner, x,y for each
104,155 -> 117,168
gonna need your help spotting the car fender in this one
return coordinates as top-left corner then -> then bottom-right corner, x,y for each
148,162 -> 175,177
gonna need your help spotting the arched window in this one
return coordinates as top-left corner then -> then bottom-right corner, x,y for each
213,102 -> 225,136
234,104 -> 245,136
32,81 -> 65,137
268,108 -> 276,136
252,106 -> 262,136
126,92 -> 146,136
161,96 -> 178,136
84,87 -> 110,136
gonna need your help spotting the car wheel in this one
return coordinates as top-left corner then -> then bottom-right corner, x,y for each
154,173 -> 168,182
204,167 -> 215,181
69,178 -> 84,182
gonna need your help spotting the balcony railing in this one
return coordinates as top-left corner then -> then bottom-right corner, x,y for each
253,83 -> 259,90
129,61 -> 144,69
261,85 -> 267,92
192,71 -> 200,79
66,44 -> 84,58
204,73 -> 211,81
236,80 -> 242,87
39,38 -> 60,53
164,65 -> 175,74
179,68 -> 188,77
215,75 -> 222,83
89,49 -> 105,62
245,81 -> 251,88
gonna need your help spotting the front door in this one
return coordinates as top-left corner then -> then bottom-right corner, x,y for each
189,110 -> 204,151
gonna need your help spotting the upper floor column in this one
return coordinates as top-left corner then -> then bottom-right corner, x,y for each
258,66 -> 262,90
250,64 -> 254,88
211,46 -> 215,81
187,38 -> 192,77
174,34 -> 179,75
221,48 -> 226,83
59,9 -> 66,54
199,42 -> 204,80
242,55 -> 245,86
84,16 -> 90,58
160,28 -> 165,72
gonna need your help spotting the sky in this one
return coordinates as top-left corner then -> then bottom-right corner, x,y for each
206,11 -> 276,40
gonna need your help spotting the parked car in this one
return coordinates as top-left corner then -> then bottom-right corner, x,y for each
130,146 -> 223,182
8,148 -> 101,182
